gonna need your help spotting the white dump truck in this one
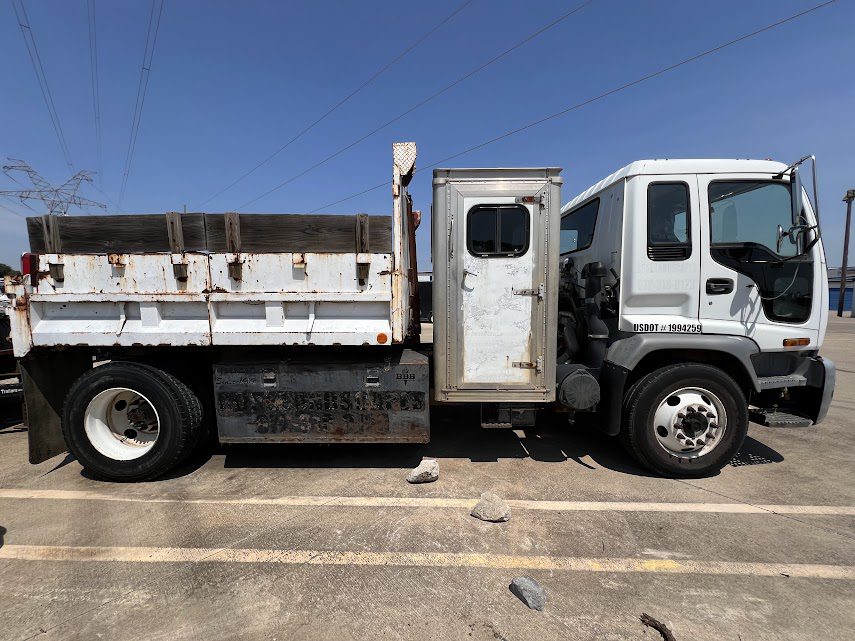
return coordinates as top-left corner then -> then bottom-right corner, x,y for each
3,144 -> 834,480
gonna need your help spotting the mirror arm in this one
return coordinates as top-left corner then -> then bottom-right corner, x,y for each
809,154 -> 820,223
776,154 -> 820,226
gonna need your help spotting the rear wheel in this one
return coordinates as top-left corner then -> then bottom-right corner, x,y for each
62,362 -> 201,481
621,363 -> 748,477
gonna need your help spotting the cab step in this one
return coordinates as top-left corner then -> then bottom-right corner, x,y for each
480,403 -> 537,429
750,408 -> 813,428
756,375 -> 807,390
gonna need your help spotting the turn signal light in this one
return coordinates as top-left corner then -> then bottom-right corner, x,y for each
783,338 -> 810,347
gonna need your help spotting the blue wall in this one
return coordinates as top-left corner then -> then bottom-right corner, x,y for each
829,287 -> 853,311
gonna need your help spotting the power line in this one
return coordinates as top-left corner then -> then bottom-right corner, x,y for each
309,0 -> 838,213
91,182 -> 125,214
195,0 -> 475,208
3,194 -> 35,211
236,0 -> 595,211
9,0 -> 74,171
86,0 -> 102,186
310,180 -> 388,213
0,202 -> 28,220
119,0 -> 165,204
1,160 -> 106,216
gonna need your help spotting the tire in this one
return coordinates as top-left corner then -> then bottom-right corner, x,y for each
62,362 -> 202,481
620,363 -> 748,478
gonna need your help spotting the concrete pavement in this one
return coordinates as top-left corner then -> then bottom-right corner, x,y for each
0,319 -> 853,640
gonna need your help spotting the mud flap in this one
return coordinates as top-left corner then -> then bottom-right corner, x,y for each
597,361 -> 629,436
20,350 -> 92,464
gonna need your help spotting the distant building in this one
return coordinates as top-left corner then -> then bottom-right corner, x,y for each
828,267 -> 855,310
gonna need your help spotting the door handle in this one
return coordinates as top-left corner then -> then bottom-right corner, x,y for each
706,278 -> 734,295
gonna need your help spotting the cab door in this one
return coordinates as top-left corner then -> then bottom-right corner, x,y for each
696,174 -> 820,350
620,175 -> 702,333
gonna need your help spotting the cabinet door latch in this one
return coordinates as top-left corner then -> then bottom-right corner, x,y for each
512,283 -> 544,300
512,357 -> 543,373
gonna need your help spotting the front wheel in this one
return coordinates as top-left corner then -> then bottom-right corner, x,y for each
621,363 -> 748,477
62,362 -> 202,481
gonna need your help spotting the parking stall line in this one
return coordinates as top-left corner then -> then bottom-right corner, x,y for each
1,544 -> 854,580
1,488 -> 854,516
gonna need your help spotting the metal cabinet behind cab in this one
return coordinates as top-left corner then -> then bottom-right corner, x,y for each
432,168 -> 562,403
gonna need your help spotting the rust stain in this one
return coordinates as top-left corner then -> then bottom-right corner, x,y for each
217,390 -> 426,438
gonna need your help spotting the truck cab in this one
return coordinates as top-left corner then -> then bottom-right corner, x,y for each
558,158 -> 834,475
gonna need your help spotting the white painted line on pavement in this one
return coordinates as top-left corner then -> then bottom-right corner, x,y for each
1,487 -> 854,516
1,544 -> 853,580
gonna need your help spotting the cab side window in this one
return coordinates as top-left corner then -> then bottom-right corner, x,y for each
560,198 -> 599,254
708,181 -> 797,256
647,182 -> 691,261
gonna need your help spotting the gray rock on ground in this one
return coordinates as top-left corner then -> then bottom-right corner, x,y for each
470,491 -> 511,522
406,459 -> 439,484
509,576 -> 546,611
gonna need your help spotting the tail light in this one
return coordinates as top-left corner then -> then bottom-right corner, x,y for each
21,252 -> 38,277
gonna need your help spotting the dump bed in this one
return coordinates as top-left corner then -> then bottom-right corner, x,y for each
6,143 -> 420,358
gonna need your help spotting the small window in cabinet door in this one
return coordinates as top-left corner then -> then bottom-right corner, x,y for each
466,205 -> 530,257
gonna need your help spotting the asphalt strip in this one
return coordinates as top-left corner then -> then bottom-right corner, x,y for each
1,487 -> 853,516
1,545 -> 853,580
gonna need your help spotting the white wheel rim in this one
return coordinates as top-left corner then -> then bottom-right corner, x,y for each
84,387 -> 160,461
652,386 -> 727,459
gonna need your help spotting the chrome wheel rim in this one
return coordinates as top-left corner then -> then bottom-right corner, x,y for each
84,387 -> 160,461
652,386 -> 726,459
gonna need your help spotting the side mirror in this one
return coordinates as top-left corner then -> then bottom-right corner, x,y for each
791,164 -> 803,223
560,256 -> 574,274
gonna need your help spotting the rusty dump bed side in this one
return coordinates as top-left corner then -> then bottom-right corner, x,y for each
214,348 -> 430,443
6,143 -> 421,358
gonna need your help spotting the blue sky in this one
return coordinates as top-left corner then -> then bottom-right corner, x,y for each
1,0 -> 853,270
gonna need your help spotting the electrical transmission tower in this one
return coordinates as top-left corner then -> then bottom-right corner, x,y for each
0,159 -> 106,216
